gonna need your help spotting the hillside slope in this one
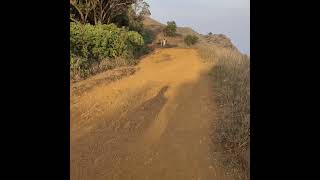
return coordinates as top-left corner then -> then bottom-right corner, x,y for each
143,17 -> 239,52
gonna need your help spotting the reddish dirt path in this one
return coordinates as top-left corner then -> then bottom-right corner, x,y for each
71,48 -> 233,180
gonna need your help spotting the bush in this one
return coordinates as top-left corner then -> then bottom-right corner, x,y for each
163,21 -> 177,36
140,30 -> 154,45
70,22 -> 144,79
184,35 -> 199,46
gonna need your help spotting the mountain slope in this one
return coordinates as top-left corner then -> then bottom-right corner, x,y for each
143,16 -> 239,52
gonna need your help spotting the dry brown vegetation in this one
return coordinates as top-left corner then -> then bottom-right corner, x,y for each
71,56 -> 138,82
198,45 -> 250,180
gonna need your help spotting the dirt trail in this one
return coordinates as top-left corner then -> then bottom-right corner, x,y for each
71,48 -> 233,180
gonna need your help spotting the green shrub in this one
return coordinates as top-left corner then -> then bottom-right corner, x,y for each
184,35 -> 199,46
140,30 -> 153,45
128,18 -> 144,33
163,21 -> 177,36
70,22 -> 144,79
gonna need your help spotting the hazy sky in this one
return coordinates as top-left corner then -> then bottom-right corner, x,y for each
146,0 -> 250,55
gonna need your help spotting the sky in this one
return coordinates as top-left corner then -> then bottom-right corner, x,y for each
146,0 -> 250,55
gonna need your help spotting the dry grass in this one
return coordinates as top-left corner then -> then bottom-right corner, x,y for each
197,45 -> 250,180
71,56 -> 138,82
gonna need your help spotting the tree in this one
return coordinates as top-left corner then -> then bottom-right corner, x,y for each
163,21 -> 177,36
109,0 -> 150,32
70,0 -> 97,24
132,0 -> 151,18
70,0 -> 141,25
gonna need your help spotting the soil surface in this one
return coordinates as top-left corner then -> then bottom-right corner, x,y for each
71,48 -> 233,180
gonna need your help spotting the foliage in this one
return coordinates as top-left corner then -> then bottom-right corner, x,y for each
184,35 -> 199,46
70,22 -> 144,79
132,0 -> 151,17
70,0 -> 150,25
163,21 -> 177,36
